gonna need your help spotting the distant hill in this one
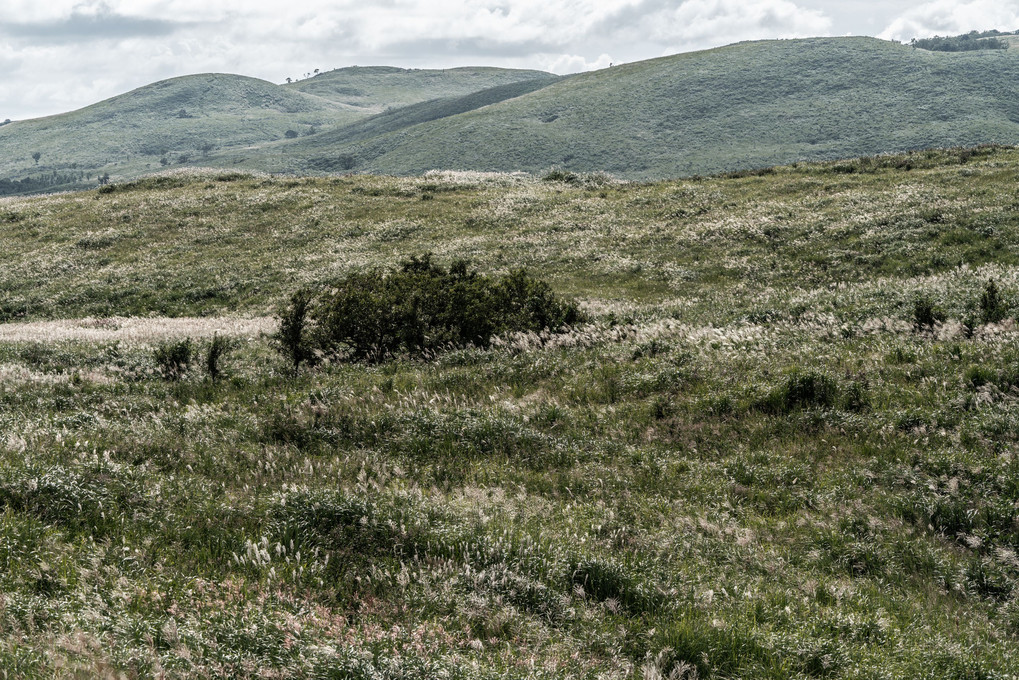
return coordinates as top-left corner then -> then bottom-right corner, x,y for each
0,68 -> 554,195
911,29 -> 1016,52
0,74 -> 350,194
285,66 -> 557,113
10,36 -> 1019,193
218,76 -> 563,173
245,37 -> 1019,179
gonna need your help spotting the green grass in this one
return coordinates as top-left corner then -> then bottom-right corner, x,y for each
2,148 -> 1019,677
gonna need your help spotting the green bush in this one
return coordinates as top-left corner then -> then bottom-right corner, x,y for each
153,338 -> 192,380
276,255 -> 584,364
542,168 -> 581,185
912,294 -> 944,331
757,370 -> 844,414
980,280 -> 1007,324
205,333 -> 230,380
274,289 -> 316,371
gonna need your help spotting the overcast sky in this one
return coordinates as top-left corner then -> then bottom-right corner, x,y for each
2,0 -> 1019,121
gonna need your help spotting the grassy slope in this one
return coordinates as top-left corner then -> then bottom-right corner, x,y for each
0,74 -> 351,193
221,76 -> 563,173
0,68 -> 554,194
2,149 -> 1019,676
264,37 -> 1019,178
285,65 -> 556,113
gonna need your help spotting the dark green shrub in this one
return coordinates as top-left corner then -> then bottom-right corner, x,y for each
758,370 -> 840,413
965,364 -> 996,388
569,559 -> 659,612
277,255 -> 584,363
912,294 -> 944,330
542,169 -> 580,185
782,371 -> 839,409
153,338 -> 192,380
980,280 -> 1007,324
204,333 -> 230,380
274,289 -> 316,371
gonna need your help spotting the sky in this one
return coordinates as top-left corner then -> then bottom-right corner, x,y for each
2,0 -> 1019,121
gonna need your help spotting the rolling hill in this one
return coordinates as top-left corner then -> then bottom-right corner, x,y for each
284,65 -> 558,113
8,36 -> 1019,193
0,67 -> 555,195
242,36 -> 1019,178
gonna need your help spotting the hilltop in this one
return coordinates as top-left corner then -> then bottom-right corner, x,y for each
284,65 -> 557,113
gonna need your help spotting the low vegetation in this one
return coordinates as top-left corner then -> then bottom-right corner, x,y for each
2,148 -> 1019,676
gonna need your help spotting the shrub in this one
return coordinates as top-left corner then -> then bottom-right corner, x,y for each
980,280 -> 1007,324
153,338 -> 192,380
276,255 -> 584,363
204,333 -> 230,380
912,294 -> 943,331
542,169 -> 581,185
780,371 -> 839,410
274,289 -> 316,371
758,370 -> 841,414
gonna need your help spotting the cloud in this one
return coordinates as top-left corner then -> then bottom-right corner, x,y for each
545,53 -> 614,75
371,37 -> 559,60
879,0 -> 1019,41
0,2 -> 192,43
595,0 -> 833,52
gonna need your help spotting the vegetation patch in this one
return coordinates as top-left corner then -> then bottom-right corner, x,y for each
276,254 -> 584,364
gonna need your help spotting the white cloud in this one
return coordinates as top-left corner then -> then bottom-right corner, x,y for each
545,53 -> 614,75
879,0 -> 1019,41
594,0 -> 832,53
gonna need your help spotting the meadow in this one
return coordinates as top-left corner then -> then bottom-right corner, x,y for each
2,147 -> 1019,677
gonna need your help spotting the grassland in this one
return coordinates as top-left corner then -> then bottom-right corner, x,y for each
2,147 -> 1019,677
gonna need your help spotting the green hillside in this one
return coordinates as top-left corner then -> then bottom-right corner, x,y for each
3,148 -> 1019,676
285,65 -> 557,113
261,76 -> 563,173
253,36 -> 1019,178
10,37 -> 1019,193
0,74 -> 352,195
0,68 -> 555,196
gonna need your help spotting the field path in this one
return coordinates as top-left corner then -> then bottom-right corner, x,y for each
0,316 -> 274,344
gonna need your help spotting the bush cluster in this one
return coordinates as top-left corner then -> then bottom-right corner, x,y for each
275,255 -> 584,365
756,369 -> 869,414
152,336 -> 230,380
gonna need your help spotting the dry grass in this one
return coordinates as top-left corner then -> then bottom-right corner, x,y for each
0,316 -> 273,344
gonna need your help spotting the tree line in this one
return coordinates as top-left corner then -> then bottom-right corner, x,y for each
911,30 -> 1013,52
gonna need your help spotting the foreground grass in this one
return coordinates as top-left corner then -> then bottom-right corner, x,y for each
2,148 -> 1019,677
